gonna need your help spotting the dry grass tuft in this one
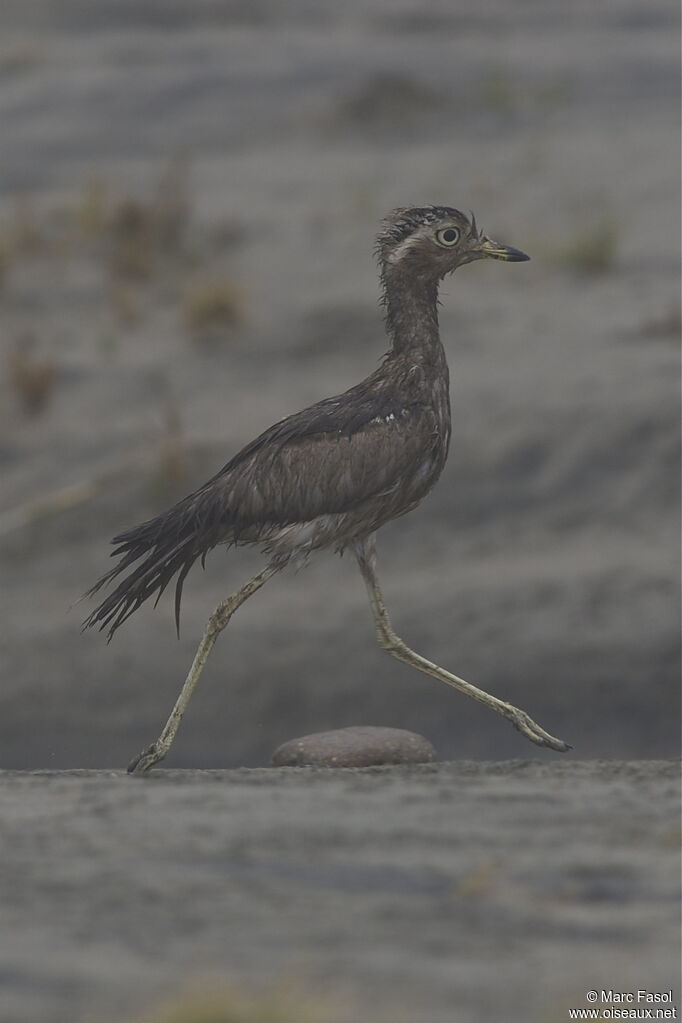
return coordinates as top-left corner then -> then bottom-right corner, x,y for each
108,280 -> 142,327
7,196 -> 45,257
5,334 -> 58,416
450,858 -> 501,898
124,980 -> 334,1023
109,198 -> 156,280
0,42 -> 46,76
154,152 -> 191,250
78,173 -> 110,238
0,160 -> 246,354
183,278 -> 245,336
332,71 -> 444,133
635,304 -> 681,341
0,241 -> 8,289
151,392 -> 189,496
106,158 -> 192,284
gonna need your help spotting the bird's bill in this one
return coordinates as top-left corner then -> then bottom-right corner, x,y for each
478,236 -> 530,262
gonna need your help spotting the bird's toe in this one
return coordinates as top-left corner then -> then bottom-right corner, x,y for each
127,743 -> 165,774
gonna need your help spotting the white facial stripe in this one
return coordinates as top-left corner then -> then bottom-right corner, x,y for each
385,230 -> 432,264
386,223 -> 465,264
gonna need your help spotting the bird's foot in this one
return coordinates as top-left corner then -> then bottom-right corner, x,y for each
505,706 -> 572,753
127,742 -> 167,774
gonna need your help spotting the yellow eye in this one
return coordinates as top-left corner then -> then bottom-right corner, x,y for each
436,227 -> 460,247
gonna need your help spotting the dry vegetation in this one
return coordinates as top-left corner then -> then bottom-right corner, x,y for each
329,65 -> 574,135
553,216 -> 620,275
123,981 -> 335,1023
150,386 -> 189,497
0,159 -> 247,534
183,278 -> 245,336
5,333 -> 57,415
635,303 -> 681,341
0,156 -> 244,330
6,194 -> 46,257
475,64 -> 573,115
0,159 -> 245,426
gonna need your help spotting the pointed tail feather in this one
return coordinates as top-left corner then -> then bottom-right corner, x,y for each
82,491 -> 229,640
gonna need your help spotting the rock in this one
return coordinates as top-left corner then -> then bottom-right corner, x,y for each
271,726 -> 436,768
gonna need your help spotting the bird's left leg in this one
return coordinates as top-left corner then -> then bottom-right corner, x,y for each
127,561 -> 281,774
354,535 -> 571,753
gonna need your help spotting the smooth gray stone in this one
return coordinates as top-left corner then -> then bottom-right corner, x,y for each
271,725 -> 437,767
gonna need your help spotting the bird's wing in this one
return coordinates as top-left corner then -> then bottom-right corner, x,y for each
202,390 -> 437,529
83,383 -> 439,639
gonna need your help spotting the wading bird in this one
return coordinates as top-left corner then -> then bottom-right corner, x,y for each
84,206 -> 571,772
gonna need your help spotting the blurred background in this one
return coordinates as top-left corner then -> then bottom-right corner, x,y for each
0,0 -> 679,769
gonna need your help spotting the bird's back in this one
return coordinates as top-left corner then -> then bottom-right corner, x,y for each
222,346 -> 451,552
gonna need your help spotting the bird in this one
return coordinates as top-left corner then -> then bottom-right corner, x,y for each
83,205 -> 571,773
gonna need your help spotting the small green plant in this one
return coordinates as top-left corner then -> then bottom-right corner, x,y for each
535,74 -> 574,110
475,66 -> 574,118
477,66 -> 517,114
555,217 -> 620,275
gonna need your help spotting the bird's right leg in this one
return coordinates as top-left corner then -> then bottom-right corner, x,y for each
127,562 -> 281,774
354,536 -> 571,753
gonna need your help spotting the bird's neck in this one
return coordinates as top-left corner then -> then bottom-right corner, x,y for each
381,268 -> 442,356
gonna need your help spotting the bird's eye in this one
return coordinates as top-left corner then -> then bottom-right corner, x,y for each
435,227 -> 460,247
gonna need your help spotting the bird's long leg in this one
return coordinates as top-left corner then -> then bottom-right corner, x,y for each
354,536 -> 571,753
127,562 -> 281,774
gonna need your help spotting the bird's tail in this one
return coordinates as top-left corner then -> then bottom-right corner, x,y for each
82,488 -> 227,641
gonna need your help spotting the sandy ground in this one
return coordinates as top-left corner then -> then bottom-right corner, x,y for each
0,4 -> 679,1021
0,761 -> 679,1023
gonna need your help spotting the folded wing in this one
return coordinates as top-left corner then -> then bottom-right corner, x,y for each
83,383 -> 437,639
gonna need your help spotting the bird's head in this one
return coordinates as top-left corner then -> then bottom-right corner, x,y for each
377,206 -> 529,281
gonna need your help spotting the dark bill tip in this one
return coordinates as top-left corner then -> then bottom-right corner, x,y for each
499,244 -> 530,262
479,238 -> 530,262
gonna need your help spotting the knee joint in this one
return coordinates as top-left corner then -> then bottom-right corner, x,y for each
209,605 -> 232,631
379,630 -> 403,655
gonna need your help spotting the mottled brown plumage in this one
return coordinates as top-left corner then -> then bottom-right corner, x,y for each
85,206 -> 481,638
83,206 -> 570,773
